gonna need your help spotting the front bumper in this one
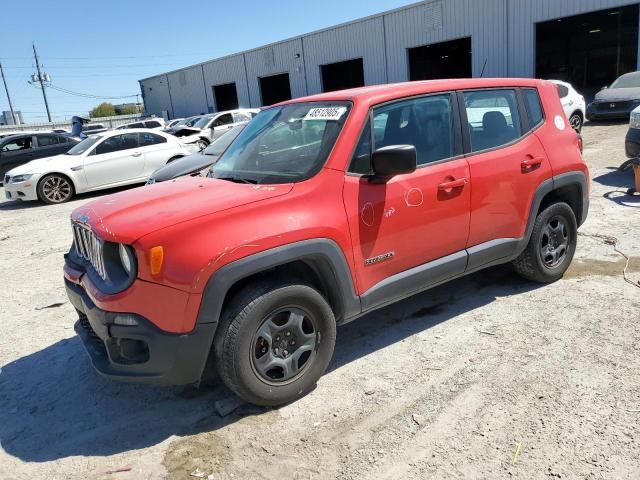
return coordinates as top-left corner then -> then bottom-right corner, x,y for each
587,101 -> 639,121
4,180 -> 38,201
625,127 -> 640,159
66,278 -> 216,385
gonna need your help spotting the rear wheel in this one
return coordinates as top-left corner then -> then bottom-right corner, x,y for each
513,202 -> 577,283
37,174 -> 74,204
215,281 -> 336,406
569,112 -> 583,132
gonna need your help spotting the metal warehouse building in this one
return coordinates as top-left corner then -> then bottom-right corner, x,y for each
139,0 -> 640,119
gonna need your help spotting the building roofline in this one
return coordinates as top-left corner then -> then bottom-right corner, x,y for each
139,0 -> 428,83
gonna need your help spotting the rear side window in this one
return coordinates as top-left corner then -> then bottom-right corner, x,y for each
522,89 -> 544,128
145,120 -> 162,128
463,89 -> 521,152
37,135 -> 60,147
139,132 -> 167,146
556,84 -> 569,98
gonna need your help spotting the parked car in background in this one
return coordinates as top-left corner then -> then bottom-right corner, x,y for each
64,79 -> 588,406
82,123 -> 108,135
146,123 -> 246,184
587,71 -> 640,121
164,118 -> 184,129
626,105 -> 640,159
171,109 -> 259,149
4,130 -> 193,204
115,118 -> 166,130
163,115 -> 201,134
1,132 -> 78,182
550,80 -> 586,132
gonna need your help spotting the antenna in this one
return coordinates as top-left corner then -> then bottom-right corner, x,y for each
480,59 -> 488,78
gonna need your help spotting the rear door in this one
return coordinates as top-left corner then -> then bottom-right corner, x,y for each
83,133 -> 144,187
460,87 -> 551,267
343,92 -> 471,300
138,132 -> 175,174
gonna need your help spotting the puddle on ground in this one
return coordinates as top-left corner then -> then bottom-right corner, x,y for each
565,256 -> 639,279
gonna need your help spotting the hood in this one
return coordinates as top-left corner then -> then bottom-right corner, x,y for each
594,87 -> 640,102
6,154 -> 72,176
150,153 -> 217,183
71,176 -> 293,244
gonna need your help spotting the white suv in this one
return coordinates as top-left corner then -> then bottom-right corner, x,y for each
550,80 -> 586,132
171,109 -> 259,149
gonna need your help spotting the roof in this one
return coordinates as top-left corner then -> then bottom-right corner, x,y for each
277,78 -> 543,107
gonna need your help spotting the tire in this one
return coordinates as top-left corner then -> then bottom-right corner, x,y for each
37,174 -> 75,204
215,281 -> 336,406
196,138 -> 209,151
569,112 -> 583,132
513,202 -> 577,283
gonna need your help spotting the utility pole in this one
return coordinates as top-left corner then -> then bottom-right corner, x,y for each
32,43 -> 52,122
0,62 -> 18,125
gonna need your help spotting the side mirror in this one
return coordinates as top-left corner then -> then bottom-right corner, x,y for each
371,145 -> 417,179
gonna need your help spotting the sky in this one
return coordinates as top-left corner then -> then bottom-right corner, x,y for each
2,0 -> 416,123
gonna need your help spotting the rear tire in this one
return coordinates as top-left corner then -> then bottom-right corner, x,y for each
569,112 -> 583,132
215,281 -> 336,406
513,202 -> 577,283
37,174 -> 75,204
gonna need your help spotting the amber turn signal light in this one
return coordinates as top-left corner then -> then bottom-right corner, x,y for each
149,246 -> 164,275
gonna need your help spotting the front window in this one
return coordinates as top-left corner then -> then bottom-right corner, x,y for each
211,102 -> 351,184
66,136 -> 101,155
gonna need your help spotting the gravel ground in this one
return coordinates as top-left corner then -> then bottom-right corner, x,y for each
0,123 -> 638,480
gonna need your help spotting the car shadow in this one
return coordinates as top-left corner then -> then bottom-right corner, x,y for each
0,185 -> 142,211
0,265 -> 541,463
592,167 -> 640,207
583,119 -> 628,128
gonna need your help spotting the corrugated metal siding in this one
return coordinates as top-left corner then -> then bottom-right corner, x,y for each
139,76 -> 173,118
507,0 -> 640,77
302,16 -> 387,94
201,54 -> 251,112
244,38 -> 307,106
384,0 -> 507,81
166,66 -> 208,117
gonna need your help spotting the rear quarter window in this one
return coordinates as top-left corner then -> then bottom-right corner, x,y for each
522,89 -> 544,129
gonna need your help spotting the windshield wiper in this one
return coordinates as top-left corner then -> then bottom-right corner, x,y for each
215,176 -> 258,184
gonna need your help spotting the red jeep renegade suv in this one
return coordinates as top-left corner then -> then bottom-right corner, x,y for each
64,79 -> 589,406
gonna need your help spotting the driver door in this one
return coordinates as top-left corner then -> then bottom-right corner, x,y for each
83,133 -> 145,187
210,113 -> 234,141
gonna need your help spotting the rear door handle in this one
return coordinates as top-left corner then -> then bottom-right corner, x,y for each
521,157 -> 544,172
131,152 -> 142,157
438,177 -> 467,191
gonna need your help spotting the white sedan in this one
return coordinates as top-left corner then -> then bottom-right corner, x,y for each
4,129 -> 197,204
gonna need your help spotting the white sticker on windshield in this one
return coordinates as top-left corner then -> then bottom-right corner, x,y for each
304,106 -> 347,121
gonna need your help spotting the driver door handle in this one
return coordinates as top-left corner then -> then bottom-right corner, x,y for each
131,152 -> 142,157
438,177 -> 467,190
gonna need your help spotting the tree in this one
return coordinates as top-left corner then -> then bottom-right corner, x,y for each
116,105 -> 139,115
90,102 -> 116,118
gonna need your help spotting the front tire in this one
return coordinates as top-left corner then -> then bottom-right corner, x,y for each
513,202 -> 577,283
215,281 -> 336,406
37,174 -> 75,204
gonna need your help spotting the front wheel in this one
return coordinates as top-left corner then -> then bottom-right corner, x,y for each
569,113 -> 583,132
37,174 -> 75,204
215,282 -> 336,406
196,138 -> 209,151
512,202 -> 577,283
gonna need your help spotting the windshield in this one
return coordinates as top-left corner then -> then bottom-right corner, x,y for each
610,73 -> 640,89
65,136 -> 101,155
211,102 -> 351,184
193,115 -> 214,129
203,125 -> 245,156
184,116 -> 201,127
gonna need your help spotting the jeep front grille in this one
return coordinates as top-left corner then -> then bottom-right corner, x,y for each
72,223 -> 106,280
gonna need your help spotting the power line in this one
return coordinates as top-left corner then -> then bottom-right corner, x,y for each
0,51 -> 235,60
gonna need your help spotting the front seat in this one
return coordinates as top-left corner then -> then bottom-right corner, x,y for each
479,111 -> 514,150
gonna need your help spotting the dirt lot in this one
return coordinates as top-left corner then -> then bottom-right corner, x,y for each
0,123 -> 639,480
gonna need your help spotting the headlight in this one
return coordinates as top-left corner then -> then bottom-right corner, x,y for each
630,111 -> 640,129
11,174 -> 32,183
118,244 -> 135,275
